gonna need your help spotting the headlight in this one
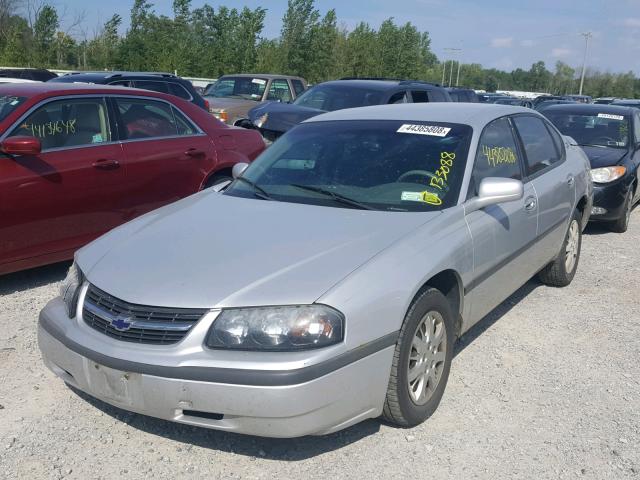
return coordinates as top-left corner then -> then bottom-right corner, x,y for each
59,262 -> 84,318
590,166 -> 626,183
254,113 -> 268,128
205,305 -> 344,351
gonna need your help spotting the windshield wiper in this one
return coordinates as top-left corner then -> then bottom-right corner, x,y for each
289,184 -> 374,210
579,143 -> 609,148
234,176 -> 272,200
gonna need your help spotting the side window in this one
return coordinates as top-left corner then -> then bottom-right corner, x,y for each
291,79 -> 305,96
267,79 -> 293,102
634,113 -> 640,144
411,90 -> 429,103
172,107 -> 197,136
387,91 -> 408,104
469,117 -> 522,197
167,82 -> 192,100
109,80 -> 132,87
115,98 -> 178,139
513,116 -> 561,175
8,97 -> 111,150
133,80 -> 169,94
428,90 -> 447,102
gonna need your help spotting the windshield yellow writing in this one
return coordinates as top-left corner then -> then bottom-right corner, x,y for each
482,145 -> 516,167
430,151 -> 455,190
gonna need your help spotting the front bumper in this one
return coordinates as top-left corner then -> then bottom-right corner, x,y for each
37,298 -> 395,438
590,179 -> 632,221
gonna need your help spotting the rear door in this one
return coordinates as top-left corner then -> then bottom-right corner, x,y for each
512,115 -> 573,266
464,116 -> 539,328
112,95 -> 215,217
0,96 -> 127,267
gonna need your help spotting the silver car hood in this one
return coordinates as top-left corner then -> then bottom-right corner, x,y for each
77,192 -> 439,309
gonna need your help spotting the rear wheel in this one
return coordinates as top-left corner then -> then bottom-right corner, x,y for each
382,288 -> 454,427
609,189 -> 633,233
538,209 -> 582,287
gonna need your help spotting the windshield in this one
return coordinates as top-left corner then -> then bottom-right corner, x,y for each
293,84 -> 384,111
204,77 -> 267,100
225,120 -> 472,211
0,95 -> 27,122
545,112 -> 630,148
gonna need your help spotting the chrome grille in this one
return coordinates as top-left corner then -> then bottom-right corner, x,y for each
83,284 -> 208,345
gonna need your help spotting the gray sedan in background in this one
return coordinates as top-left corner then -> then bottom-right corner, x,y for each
38,104 -> 592,438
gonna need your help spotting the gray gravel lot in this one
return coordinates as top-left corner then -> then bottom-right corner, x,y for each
1,212 -> 639,480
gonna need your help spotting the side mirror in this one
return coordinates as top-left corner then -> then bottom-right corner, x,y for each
465,177 -> 524,214
232,162 -> 249,179
0,136 -> 41,156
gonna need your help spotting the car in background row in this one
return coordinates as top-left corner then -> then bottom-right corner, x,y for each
0,83 -> 264,275
544,103 -> 639,232
594,97 -> 617,105
243,78 -> 452,143
203,74 -> 307,125
49,72 -> 209,111
494,97 -> 533,108
477,92 -> 508,103
445,87 -> 479,102
535,99 -> 577,112
611,99 -> 640,109
563,94 -> 592,104
0,68 -> 57,82
37,103 -> 591,438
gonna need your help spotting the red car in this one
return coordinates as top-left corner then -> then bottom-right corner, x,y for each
0,83 -> 265,275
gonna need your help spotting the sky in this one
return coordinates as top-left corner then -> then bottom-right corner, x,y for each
46,0 -> 640,74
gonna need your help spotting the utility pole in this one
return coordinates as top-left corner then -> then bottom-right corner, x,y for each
441,61 -> 446,85
578,32 -> 592,95
443,47 -> 462,87
456,61 -> 462,86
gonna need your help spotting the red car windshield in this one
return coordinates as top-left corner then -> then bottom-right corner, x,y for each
0,95 -> 27,123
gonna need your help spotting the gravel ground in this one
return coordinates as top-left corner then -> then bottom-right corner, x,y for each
1,211 -> 639,480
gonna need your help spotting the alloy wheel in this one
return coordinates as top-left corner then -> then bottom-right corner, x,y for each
407,311 -> 447,405
565,219 -> 580,273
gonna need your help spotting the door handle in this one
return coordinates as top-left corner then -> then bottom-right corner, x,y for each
524,196 -> 537,211
567,176 -> 575,187
184,148 -> 205,158
92,159 -> 120,170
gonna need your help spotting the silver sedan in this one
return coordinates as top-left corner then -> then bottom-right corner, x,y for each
38,103 -> 592,438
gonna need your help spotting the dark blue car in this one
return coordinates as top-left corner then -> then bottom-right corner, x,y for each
544,104 -> 640,232
242,79 -> 452,143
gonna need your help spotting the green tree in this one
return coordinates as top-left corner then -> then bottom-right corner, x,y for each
33,5 -> 59,67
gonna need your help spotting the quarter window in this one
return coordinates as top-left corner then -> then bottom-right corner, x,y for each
513,116 -> 561,175
8,98 -> 111,150
116,98 -> 191,139
388,91 -> 408,104
634,113 -> 640,143
469,117 -> 521,197
267,79 -> 293,102
167,82 -> 192,100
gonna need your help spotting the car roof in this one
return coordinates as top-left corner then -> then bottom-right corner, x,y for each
0,82 -> 182,100
51,72 -> 184,82
540,103 -> 635,115
304,103 -> 533,127
218,73 -> 305,81
314,79 -> 444,92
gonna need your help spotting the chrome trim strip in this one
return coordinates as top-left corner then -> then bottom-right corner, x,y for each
83,301 -> 195,332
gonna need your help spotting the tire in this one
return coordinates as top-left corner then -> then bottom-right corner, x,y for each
609,189 -> 633,233
382,288 -> 455,427
203,174 -> 233,189
538,209 -> 582,287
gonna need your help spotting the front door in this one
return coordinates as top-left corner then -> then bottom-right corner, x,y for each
0,96 -> 127,268
464,116 -> 538,329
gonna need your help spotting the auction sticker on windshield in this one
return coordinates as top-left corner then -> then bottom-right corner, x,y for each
252,78 -> 267,85
597,113 -> 624,121
401,191 -> 443,205
397,124 -> 451,137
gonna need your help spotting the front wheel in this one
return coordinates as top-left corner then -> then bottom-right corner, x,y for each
538,209 -> 582,287
382,288 -> 455,427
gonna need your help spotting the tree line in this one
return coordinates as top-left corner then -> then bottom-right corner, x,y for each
1,0 -> 638,98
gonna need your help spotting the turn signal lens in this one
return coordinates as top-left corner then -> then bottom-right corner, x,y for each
590,166 -> 626,183
206,305 -> 344,351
